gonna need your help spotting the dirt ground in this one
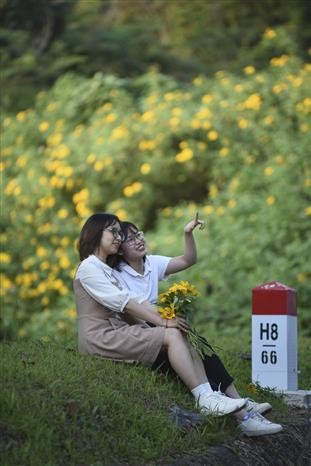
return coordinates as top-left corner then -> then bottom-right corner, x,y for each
159,409 -> 311,466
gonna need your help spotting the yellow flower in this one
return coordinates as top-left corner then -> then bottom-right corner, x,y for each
55,144 -> 70,159
162,207 -> 172,217
140,163 -> 151,175
175,148 -> 193,163
244,66 -> 256,75
207,130 -> 218,141
263,115 -> 273,125
115,209 -> 127,220
3,117 -> 11,127
47,132 -> 62,146
227,199 -> 236,208
0,253 -> 11,264
132,181 -> 142,193
196,108 -> 211,119
138,140 -> 156,151
299,123 -> 308,133
123,186 -> 133,197
73,188 -> 89,203
238,119 -> 249,129
264,28 -> 277,39
264,167 -> 274,176
105,113 -> 117,123
67,308 -> 77,318
270,55 -> 289,67
203,205 -> 214,215
87,153 -> 96,164
202,94 -> 213,104
304,206 -> 311,216
57,209 -> 69,219
209,184 -> 218,198
59,256 -> 70,269
297,273 -> 306,283
219,147 -> 229,157
141,111 -> 154,122
234,84 -> 244,93
158,304 -> 176,320
246,383 -> 258,394
36,246 -> 48,257
39,121 -> 49,132
46,102 -> 59,112
40,261 -> 50,271
243,93 -> 262,111
191,119 -> 201,129
197,142 -> 207,150
41,296 -> 49,306
16,111 -> 27,121
193,76 -> 203,86
266,195 -> 276,205
94,161 -> 104,171
275,155 -> 284,165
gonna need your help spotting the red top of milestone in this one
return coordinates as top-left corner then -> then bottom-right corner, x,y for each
252,281 -> 297,316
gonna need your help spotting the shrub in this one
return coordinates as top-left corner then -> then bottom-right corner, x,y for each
1,28 -> 310,339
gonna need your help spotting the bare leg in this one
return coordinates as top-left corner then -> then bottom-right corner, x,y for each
163,330 -> 247,417
224,383 -> 247,419
163,328 -> 208,390
225,383 -> 242,399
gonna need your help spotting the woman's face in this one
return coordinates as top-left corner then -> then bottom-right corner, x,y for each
120,227 -> 147,261
97,221 -> 124,260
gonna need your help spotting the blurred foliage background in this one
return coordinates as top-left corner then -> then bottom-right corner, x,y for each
1,0 -> 310,341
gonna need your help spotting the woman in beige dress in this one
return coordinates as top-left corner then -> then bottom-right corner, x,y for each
74,212 -> 246,417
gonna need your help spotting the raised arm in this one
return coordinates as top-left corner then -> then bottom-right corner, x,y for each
165,212 -> 205,276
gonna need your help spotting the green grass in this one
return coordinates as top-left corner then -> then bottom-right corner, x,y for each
1,336 -> 310,466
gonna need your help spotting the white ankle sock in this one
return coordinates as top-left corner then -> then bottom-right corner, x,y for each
191,382 -> 213,400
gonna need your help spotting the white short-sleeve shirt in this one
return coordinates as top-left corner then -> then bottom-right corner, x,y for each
76,255 -> 131,312
112,255 -> 171,304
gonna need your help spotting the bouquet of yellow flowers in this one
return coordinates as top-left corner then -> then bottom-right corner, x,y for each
158,281 -> 214,358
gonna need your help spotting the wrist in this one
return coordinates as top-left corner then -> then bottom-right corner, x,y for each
162,319 -> 168,328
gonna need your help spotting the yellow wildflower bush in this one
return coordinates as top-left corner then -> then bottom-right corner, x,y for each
1,35 -> 310,339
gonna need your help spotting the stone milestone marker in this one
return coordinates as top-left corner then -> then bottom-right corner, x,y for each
252,281 -> 298,391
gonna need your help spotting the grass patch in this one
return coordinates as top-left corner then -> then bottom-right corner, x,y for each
1,336 -> 309,465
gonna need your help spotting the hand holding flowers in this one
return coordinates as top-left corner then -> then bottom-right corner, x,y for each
158,280 -> 214,357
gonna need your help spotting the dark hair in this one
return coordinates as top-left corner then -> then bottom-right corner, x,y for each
121,221 -> 139,241
78,213 -> 120,261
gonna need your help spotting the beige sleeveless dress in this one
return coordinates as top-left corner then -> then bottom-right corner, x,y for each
74,279 -> 165,367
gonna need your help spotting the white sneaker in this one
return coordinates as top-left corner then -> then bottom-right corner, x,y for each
239,412 -> 283,437
245,398 -> 272,415
198,392 -> 246,417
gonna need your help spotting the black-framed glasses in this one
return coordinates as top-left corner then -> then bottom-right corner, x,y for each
123,230 -> 144,246
105,227 -> 125,242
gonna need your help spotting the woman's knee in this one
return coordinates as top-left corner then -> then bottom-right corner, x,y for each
163,328 -> 184,346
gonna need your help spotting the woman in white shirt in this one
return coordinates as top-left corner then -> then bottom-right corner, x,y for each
74,212 -> 247,418
111,216 -> 283,437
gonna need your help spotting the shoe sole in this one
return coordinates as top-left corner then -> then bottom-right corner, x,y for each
242,426 -> 283,437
